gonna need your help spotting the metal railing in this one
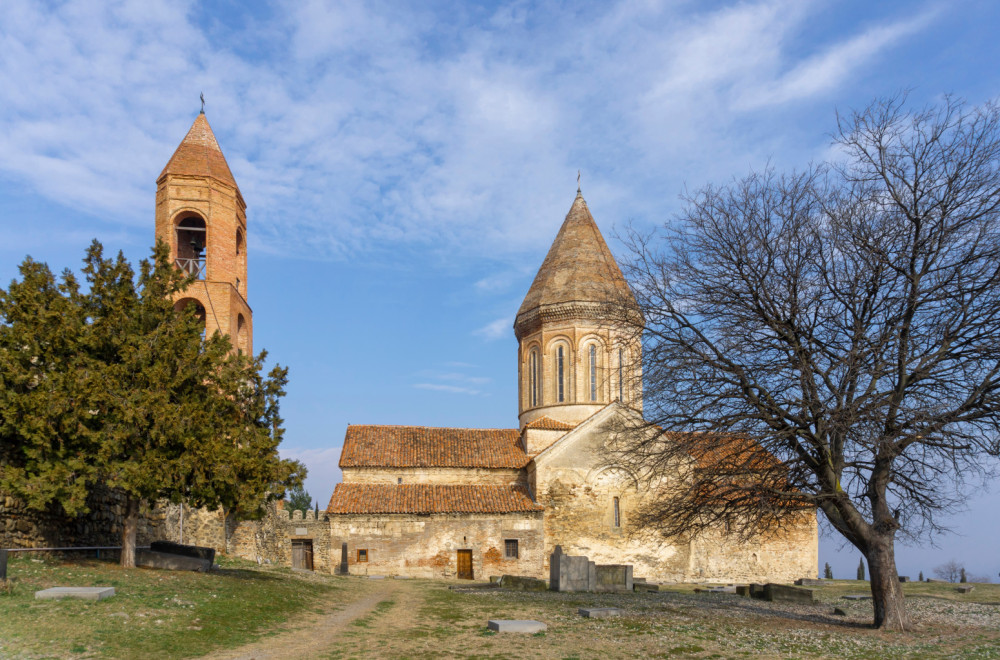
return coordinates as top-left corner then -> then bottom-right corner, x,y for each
175,257 -> 206,278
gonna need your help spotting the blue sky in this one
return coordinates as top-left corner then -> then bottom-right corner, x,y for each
2,0 -> 999,581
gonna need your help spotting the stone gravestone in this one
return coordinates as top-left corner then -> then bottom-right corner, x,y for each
338,542 -> 349,575
0,548 -> 7,581
549,545 -> 596,592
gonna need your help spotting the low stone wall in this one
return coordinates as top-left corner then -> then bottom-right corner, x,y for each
0,488 -> 166,550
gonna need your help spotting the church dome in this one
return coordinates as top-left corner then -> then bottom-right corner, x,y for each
514,191 -> 637,339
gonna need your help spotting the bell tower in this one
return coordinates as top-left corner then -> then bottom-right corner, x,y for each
154,110 -> 252,355
514,189 -> 642,429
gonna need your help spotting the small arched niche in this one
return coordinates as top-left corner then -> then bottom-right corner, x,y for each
174,298 -> 206,337
236,314 -> 249,356
175,214 -> 207,279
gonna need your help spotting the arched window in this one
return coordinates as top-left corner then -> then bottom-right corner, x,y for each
236,229 -> 244,256
236,314 -> 249,356
174,298 -> 206,338
589,344 -> 598,402
528,349 -> 539,407
557,345 -> 565,403
175,215 -> 207,279
618,347 -> 624,401
613,497 -> 621,528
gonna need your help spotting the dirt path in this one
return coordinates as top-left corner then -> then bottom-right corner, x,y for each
198,577 -> 401,660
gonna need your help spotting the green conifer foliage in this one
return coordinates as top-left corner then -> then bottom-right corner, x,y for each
858,558 -> 867,581
824,562 -> 833,579
0,240 -> 304,567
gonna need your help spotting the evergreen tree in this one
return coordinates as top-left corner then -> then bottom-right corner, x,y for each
858,558 -> 866,581
286,484 -> 312,514
0,241 -> 304,567
824,563 -> 833,579
960,568 -> 967,583
919,571 -> 924,582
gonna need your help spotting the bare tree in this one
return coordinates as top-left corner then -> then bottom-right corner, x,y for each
933,560 -> 964,583
611,95 -> 1000,630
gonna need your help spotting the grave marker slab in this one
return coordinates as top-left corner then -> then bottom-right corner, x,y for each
842,594 -> 872,600
487,620 -> 547,633
579,607 -> 622,618
35,587 -> 115,601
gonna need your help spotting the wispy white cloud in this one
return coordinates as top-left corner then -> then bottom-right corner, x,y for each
413,383 -> 482,395
0,0 -> 935,265
474,316 -> 512,341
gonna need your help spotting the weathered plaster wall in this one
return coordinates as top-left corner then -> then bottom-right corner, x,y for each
328,512 -> 545,579
341,467 -> 525,486
532,408 -> 818,583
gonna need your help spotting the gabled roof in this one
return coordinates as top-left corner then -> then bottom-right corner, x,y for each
339,425 -> 529,469
515,192 -> 636,329
158,113 -> 239,191
524,416 -> 576,431
326,483 -> 544,514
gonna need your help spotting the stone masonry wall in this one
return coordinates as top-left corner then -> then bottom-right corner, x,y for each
1,488 -> 167,551
329,512 -> 545,579
341,467 -> 525,486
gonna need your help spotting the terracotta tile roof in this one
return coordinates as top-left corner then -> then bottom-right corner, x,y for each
339,425 -> 529,469
326,483 -> 544,514
515,192 -> 637,328
524,416 -> 576,431
159,113 -> 239,191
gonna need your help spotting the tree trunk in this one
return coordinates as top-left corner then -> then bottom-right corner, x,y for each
120,496 -> 139,569
866,536 -> 911,630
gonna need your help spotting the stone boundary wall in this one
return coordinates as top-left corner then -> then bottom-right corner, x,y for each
0,488 -> 166,550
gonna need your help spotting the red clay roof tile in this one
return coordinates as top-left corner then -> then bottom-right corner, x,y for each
339,425 -> 529,469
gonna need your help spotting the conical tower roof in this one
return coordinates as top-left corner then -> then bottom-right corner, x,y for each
515,191 -> 636,335
158,113 -> 239,191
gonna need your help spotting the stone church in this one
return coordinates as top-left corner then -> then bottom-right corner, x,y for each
6,110 -> 815,582
322,188 -> 818,583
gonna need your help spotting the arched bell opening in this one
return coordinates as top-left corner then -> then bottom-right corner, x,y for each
175,215 -> 207,279
174,297 -> 207,338
236,313 -> 249,356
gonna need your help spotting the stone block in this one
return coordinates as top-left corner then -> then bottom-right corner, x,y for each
634,582 -> 659,592
36,587 -> 115,601
898,576 -> 910,583
595,564 -> 633,593
955,585 -> 975,594
501,575 -> 548,591
748,584 -> 768,600
794,578 -> 824,587
579,607 -> 622,618
549,546 -> 595,592
763,583 -> 815,604
150,541 -> 215,564
841,594 -> 872,600
487,620 -> 547,633
135,549 -> 212,572
736,585 -> 751,597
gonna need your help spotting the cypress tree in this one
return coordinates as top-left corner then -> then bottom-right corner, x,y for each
857,558 -> 866,581
824,562 -> 833,579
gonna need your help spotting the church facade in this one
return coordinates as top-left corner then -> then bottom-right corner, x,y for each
324,191 -> 818,583
150,112 -> 817,583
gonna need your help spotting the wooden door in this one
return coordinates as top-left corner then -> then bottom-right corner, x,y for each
457,549 -> 474,580
291,540 -> 313,570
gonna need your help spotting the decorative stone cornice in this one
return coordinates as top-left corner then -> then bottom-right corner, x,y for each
514,300 -> 642,340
